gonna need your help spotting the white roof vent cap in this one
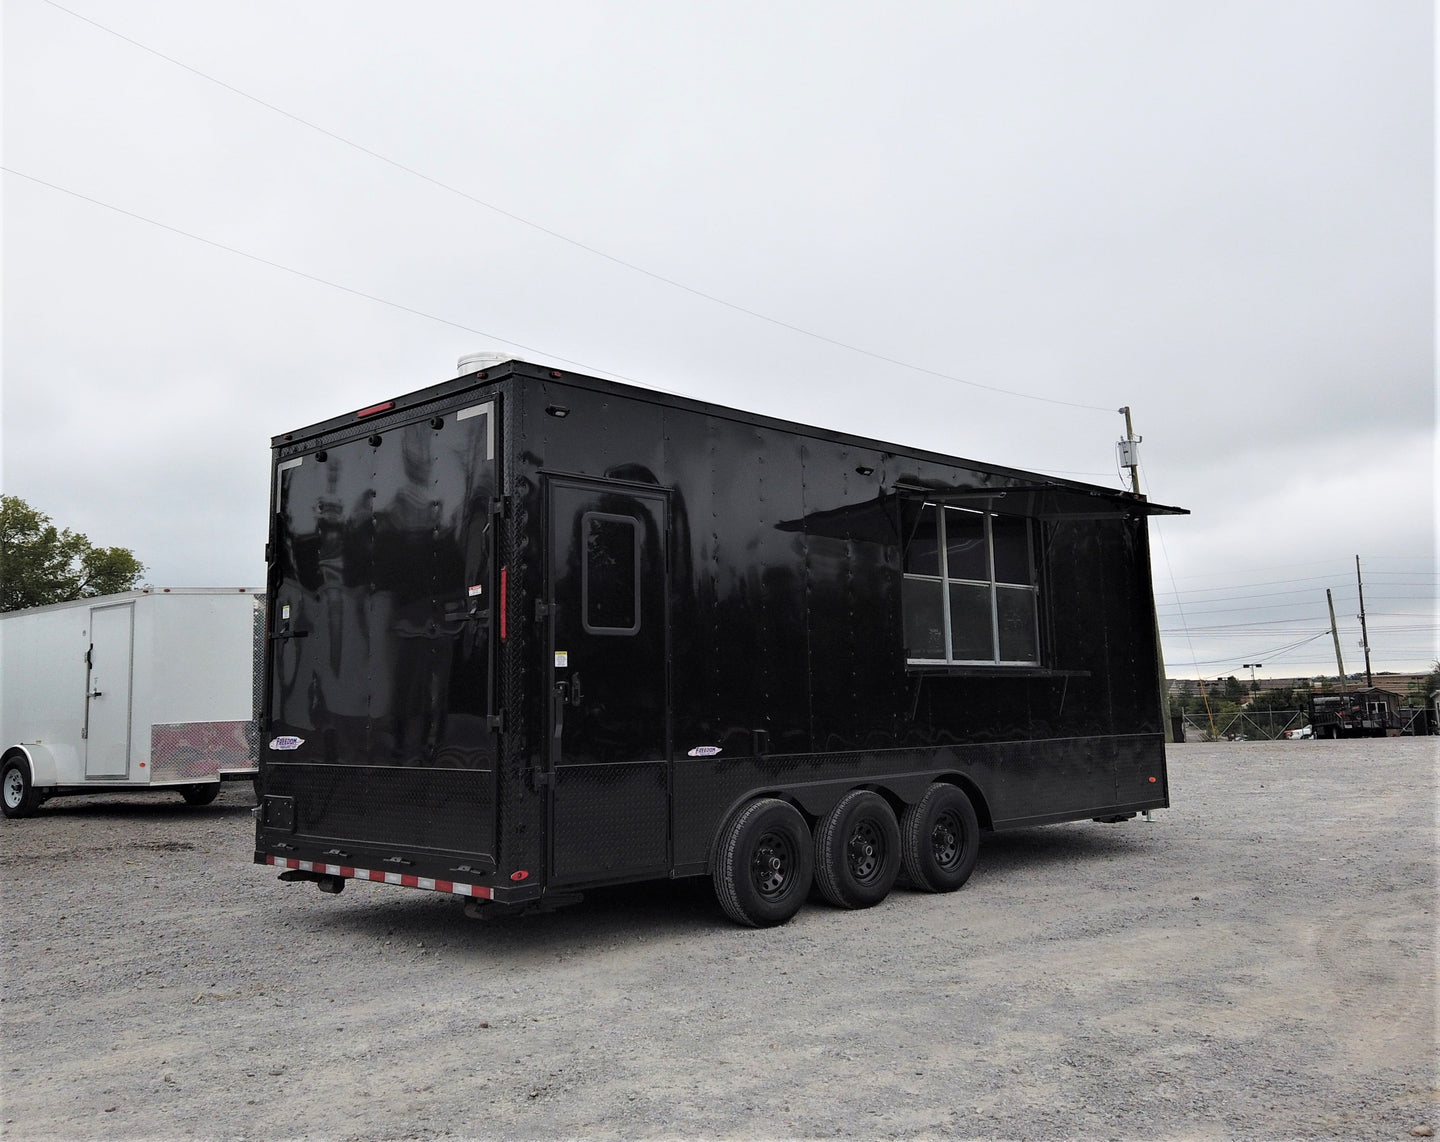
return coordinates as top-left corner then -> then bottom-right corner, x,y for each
457,351 -> 510,377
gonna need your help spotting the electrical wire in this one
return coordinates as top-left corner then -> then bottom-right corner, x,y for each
34,0 -> 1116,415
1,165 -> 665,390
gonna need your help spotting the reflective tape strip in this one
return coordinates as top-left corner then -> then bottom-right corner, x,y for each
266,855 -> 493,900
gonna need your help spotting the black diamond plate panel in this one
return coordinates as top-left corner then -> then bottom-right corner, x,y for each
551,761 -> 668,884
264,763 -> 495,860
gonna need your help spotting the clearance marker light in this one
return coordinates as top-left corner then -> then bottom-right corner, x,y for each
356,400 -> 395,418
510,870 -> 529,882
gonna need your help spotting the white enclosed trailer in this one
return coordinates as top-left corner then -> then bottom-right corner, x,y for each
1,588 -> 263,817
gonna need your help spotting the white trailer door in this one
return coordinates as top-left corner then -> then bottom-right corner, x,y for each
86,603 -> 134,777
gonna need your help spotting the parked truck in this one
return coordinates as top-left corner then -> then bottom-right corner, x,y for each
2,588 -> 264,817
256,358 -> 1185,926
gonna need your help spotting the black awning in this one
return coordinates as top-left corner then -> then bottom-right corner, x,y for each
775,495 -> 904,544
889,482 -> 1188,520
776,483 -> 1186,543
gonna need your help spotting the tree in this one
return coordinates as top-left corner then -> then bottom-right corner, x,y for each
1246,686 -> 1298,712
0,495 -> 145,611
1410,663 -> 1440,705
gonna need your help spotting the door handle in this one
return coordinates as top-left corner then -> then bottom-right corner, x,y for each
90,691 -> 103,698
569,673 -> 583,707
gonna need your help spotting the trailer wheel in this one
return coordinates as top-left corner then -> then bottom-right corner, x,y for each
2,757 -> 40,819
713,798 -> 813,927
813,790 -> 901,909
180,783 -> 221,806
901,783 -> 980,893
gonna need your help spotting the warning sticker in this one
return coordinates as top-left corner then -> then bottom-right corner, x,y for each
554,651 -> 568,668
468,584 -> 484,597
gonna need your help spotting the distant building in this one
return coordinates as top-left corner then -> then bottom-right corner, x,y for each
1308,686 -> 1405,738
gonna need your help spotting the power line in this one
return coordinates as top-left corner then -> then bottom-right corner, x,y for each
1169,631 -> 1337,669
35,0 -> 1115,415
2,165 -> 655,388
1155,577 -> 1435,601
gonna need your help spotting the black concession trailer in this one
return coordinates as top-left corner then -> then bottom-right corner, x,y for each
256,358 -> 1185,926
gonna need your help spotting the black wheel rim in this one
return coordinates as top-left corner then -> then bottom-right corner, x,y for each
931,809 -> 961,870
750,829 -> 796,900
847,818 -> 886,884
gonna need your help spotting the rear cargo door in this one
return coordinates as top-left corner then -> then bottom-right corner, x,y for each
546,478 -> 670,885
266,398 -> 500,866
85,603 -> 134,777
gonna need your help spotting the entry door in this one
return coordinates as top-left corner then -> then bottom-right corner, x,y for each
546,478 -> 670,884
87,604 -> 135,777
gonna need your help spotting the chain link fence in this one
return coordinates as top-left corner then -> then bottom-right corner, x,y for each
1180,710 -> 1305,742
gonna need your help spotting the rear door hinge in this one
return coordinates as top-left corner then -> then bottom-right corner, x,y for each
486,712 -> 506,733
492,496 -> 511,520
534,599 -> 551,622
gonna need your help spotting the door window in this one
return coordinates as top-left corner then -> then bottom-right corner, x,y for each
582,512 -> 641,635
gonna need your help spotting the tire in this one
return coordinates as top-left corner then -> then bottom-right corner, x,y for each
2,757 -> 41,819
712,798 -> 814,928
813,789 -> 901,909
180,783 -> 221,806
901,783 -> 980,893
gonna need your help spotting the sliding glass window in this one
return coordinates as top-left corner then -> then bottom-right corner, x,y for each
902,504 -> 1039,666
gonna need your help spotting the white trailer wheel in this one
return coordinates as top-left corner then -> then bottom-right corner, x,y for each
2,758 -> 40,819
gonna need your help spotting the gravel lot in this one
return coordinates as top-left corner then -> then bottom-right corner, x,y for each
2,738 -> 1435,1141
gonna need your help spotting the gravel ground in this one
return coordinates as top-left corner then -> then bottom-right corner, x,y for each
1,738 -> 1435,1141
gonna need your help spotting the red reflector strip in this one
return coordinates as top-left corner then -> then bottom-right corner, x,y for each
356,400 -> 395,418
266,855 -> 494,899
500,566 -> 508,641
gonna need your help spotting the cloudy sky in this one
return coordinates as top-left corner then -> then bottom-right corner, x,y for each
4,0 -> 1434,679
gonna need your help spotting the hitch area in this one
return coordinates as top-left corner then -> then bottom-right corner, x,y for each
278,868 -> 346,894
463,891 -> 583,921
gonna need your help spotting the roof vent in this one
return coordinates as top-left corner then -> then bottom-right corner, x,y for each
457,352 -> 508,377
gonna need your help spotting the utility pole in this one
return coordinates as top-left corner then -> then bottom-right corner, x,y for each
1118,406 -> 1141,493
1117,406 -> 1172,749
1355,555 -> 1373,686
1326,588 -> 1348,694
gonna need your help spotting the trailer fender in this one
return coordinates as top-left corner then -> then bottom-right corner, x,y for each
785,772 -> 992,827
927,773 -> 994,831
4,744 -> 64,789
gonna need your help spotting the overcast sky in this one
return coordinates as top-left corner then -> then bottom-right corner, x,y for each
4,0 -> 1435,679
